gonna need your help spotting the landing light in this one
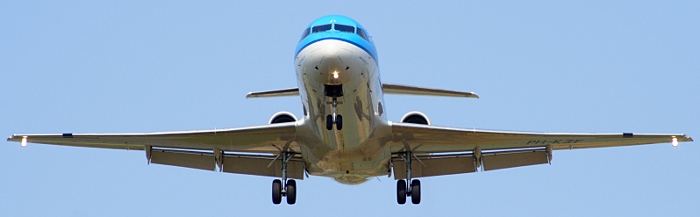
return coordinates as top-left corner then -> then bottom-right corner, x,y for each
333,71 -> 339,79
672,137 -> 679,147
21,136 -> 27,147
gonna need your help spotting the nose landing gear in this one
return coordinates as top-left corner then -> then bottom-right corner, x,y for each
325,97 -> 343,130
324,85 -> 343,131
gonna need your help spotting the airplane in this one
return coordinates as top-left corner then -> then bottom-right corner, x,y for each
7,15 -> 693,205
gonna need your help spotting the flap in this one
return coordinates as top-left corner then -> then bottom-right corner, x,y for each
223,155 -> 305,179
146,147 -> 305,178
393,154 -> 477,179
150,149 -> 216,171
482,149 -> 549,171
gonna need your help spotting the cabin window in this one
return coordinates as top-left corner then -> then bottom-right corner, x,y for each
312,24 -> 332,33
334,24 -> 355,33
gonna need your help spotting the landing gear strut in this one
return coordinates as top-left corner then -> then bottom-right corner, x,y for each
396,152 -> 421,205
326,97 -> 343,130
324,84 -> 343,131
272,152 -> 297,205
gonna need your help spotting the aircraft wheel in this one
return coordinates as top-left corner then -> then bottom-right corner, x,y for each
411,179 -> 421,204
286,179 -> 297,205
326,115 -> 333,130
396,179 -> 407,205
336,115 -> 343,130
272,179 -> 282,205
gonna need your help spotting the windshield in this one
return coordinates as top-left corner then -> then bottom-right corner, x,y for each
305,23 -> 370,43
300,28 -> 310,41
334,24 -> 355,33
357,28 -> 369,41
312,24 -> 332,33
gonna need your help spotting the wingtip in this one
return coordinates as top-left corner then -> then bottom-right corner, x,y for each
675,134 -> 693,142
7,134 -> 20,142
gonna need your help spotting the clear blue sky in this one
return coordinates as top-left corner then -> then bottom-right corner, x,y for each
2,1 -> 698,216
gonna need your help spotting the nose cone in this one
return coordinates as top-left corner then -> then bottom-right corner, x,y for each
303,40 -> 356,85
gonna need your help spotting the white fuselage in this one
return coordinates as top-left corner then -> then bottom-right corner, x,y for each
294,39 -> 391,184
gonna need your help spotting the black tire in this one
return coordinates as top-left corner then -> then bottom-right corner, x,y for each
286,179 -> 297,205
336,115 -> 343,130
411,179 -> 421,204
397,180 -> 407,205
272,179 -> 282,205
326,115 -> 333,130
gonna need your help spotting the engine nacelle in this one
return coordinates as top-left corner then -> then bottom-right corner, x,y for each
268,112 -> 298,124
400,111 -> 431,125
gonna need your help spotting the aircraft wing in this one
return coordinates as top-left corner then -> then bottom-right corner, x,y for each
389,122 -> 692,179
7,123 -> 306,179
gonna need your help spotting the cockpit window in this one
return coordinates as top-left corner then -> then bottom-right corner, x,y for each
300,28 -> 310,41
312,24 -> 332,33
357,28 -> 369,41
334,24 -> 355,33
307,23 -> 371,43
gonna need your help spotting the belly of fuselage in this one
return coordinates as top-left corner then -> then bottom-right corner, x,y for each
294,39 -> 391,184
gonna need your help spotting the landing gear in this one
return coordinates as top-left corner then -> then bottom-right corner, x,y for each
410,179 -> 421,204
286,180 -> 297,204
396,152 -> 421,205
272,178 -> 297,205
325,98 -> 343,130
326,115 -> 333,130
272,179 -> 282,204
396,179 -> 421,205
397,179 -> 407,204
324,85 -> 343,131
272,152 -> 298,205
336,114 -> 343,130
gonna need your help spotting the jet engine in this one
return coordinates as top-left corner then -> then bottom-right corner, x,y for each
400,111 -> 431,125
269,112 -> 298,124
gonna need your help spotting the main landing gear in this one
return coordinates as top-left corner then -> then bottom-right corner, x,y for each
396,152 -> 421,205
272,179 -> 296,205
272,152 -> 297,205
